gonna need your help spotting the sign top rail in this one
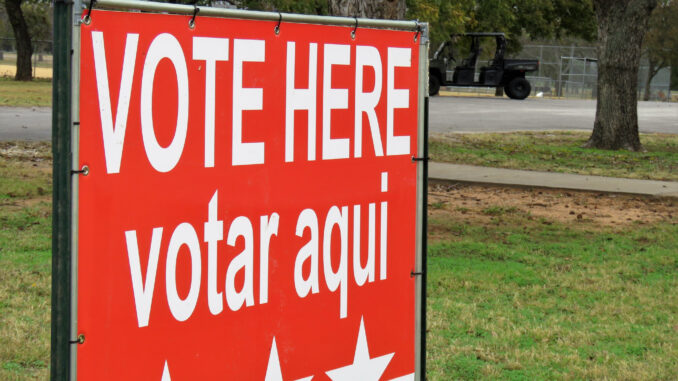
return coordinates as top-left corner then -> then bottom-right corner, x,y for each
89,0 -> 426,32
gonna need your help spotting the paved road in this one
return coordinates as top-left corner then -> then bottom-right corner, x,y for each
430,96 -> 678,134
1,106 -> 52,141
1,97 -> 677,141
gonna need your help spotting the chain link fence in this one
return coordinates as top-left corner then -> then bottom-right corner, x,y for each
0,38 -> 53,78
517,44 -> 672,101
441,44 -> 673,101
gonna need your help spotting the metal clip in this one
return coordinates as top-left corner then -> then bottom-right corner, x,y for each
411,156 -> 430,162
410,271 -> 423,277
72,165 -> 89,176
274,12 -> 282,35
189,5 -> 200,29
414,21 -> 421,42
351,16 -> 358,40
69,334 -> 85,345
82,0 -> 96,25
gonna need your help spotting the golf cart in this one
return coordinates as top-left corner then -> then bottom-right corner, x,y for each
429,33 -> 539,99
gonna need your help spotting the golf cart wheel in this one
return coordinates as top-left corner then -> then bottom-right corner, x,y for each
506,77 -> 531,100
429,75 -> 440,96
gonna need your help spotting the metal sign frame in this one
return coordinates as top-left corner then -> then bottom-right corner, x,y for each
51,2 -> 429,379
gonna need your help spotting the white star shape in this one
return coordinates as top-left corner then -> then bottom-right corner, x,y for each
265,337 -> 313,381
160,341 -> 313,381
325,317 -> 395,381
161,360 -> 171,381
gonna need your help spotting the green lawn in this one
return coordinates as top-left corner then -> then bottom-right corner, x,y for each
427,213 -> 678,380
1,142 -> 677,380
0,142 -> 52,381
0,77 -> 52,107
430,131 -> 678,181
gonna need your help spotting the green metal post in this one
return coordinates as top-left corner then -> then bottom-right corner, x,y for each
51,0 -> 73,379
420,96 -> 429,380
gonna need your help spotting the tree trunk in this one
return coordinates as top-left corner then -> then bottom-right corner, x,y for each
643,59 -> 655,101
4,0 -> 33,81
585,0 -> 657,151
328,0 -> 406,20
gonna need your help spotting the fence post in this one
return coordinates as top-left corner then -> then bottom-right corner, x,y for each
582,58 -> 587,99
538,45 -> 543,78
557,56 -> 563,97
51,0 -> 73,379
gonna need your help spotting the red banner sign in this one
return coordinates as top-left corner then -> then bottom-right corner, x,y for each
78,10 -> 420,380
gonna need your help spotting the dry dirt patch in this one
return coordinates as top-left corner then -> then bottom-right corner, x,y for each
429,182 -> 677,230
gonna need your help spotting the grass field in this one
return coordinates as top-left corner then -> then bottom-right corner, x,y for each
427,222 -> 678,379
0,77 -> 52,107
426,184 -> 678,380
431,131 -> 678,182
1,142 -> 677,380
0,142 -> 52,380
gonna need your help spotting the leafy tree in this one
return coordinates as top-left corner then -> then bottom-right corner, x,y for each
0,7 -> 13,37
642,0 -> 678,100
549,0 -> 597,41
327,0 -> 406,19
22,2 -> 50,42
222,0 -> 597,50
3,0 -> 32,80
237,0 -> 328,14
585,0 -> 658,151
406,0 -> 469,46
407,0 -> 596,53
237,0 -> 406,21
1,0 -> 49,79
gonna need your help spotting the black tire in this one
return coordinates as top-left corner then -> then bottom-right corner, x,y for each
429,74 -> 440,96
503,84 -> 513,99
505,77 -> 531,100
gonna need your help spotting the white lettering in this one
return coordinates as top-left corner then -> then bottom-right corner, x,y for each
285,42 -> 318,162
140,33 -> 190,172
125,228 -> 163,328
380,201 -> 388,280
204,191 -> 224,315
386,47 -> 411,156
353,204 -> 376,286
166,223 -> 202,322
233,39 -> 265,165
294,209 -> 319,297
259,213 -> 279,304
92,32 -> 138,174
354,45 -> 383,158
323,206 -> 348,318
225,216 -> 255,311
193,37 -> 229,168
322,44 -> 350,160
